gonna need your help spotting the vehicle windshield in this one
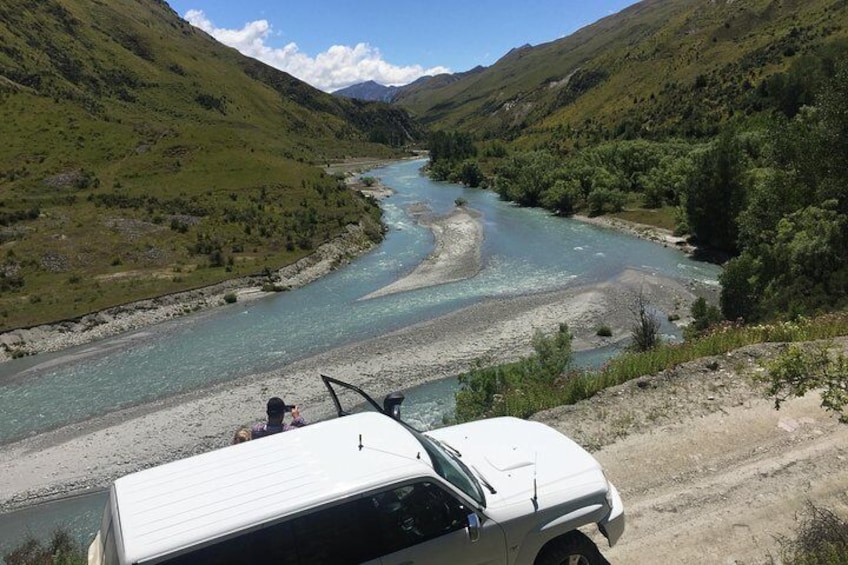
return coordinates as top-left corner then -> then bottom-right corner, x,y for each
412,429 -> 486,507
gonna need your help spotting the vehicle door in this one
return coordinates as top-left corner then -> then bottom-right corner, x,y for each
372,481 -> 507,565
322,374 -> 390,416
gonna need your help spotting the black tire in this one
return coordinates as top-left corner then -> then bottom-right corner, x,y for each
535,531 -> 605,565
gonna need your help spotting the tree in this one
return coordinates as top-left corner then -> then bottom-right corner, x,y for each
542,179 -> 581,216
814,62 -> 848,212
687,296 -> 722,337
458,160 -> 483,188
586,187 -> 625,217
686,129 -> 749,253
495,151 -> 561,207
727,61 -> 848,320
428,131 -> 476,164
719,252 -> 761,321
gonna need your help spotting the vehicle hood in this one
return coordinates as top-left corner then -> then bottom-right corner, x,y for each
426,417 -> 608,517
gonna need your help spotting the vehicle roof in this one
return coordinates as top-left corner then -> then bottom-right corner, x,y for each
114,412 -> 433,564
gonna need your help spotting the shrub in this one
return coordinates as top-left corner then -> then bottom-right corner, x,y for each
763,342 -> 848,423
587,187 -> 626,216
685,296 -> 723,339
596,325 -> 613,337
630,291 -> 661,352
769,504 -> 848,564
223,292 -> 237,304
456,324 -> 573,422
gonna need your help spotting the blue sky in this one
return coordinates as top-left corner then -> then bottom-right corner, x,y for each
167,0 -> 641,92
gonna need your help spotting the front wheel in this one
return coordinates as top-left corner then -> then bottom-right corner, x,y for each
535,531 -> 605,565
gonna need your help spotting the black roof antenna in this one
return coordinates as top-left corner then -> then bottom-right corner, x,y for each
531,452 -> 539,511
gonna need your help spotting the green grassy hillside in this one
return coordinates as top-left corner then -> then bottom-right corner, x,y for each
0,0 -> 421,330
399,0 -> 847,144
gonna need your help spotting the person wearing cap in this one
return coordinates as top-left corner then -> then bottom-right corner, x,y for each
250,397 -> 307,439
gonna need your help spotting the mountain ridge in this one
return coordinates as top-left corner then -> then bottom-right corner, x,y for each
395,0 -> 848,142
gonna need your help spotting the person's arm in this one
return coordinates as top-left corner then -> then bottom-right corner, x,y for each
288,406 -> 307,428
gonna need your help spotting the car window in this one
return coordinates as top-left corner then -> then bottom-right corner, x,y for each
156,497 -> 380,565
371,482 -> 469,555
291,497 -> 380,563
156,520 -> 298,565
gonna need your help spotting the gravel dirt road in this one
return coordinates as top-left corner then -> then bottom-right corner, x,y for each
536,340 -> 848,564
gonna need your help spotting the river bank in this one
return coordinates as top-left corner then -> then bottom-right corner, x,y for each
0,222 -> 379,363
573,213 -> 696,255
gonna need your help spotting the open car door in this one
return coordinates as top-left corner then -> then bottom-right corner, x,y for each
321,374 -> 405,420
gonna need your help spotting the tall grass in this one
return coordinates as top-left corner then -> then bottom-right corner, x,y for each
455,313 -> 848,422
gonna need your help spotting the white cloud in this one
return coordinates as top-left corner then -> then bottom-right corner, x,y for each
184,10 -> 450,92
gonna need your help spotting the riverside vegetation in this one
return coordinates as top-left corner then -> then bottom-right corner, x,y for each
446,47 -> 848,445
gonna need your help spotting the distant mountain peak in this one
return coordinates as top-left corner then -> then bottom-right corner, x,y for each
333,81 -> 401,102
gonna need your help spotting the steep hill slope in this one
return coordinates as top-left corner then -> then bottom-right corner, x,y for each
399,0 -> 848,143
0,0 -> 420,330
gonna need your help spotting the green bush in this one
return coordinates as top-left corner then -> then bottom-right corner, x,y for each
4,530 -> 86,565
223,292 -> 237,304
455,324 -> 573,422
685,296 -> 723,339
596,325 -> 613,337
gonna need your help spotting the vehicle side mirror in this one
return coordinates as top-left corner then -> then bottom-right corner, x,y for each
466,512 -> 481,542
383,392 -> 404,420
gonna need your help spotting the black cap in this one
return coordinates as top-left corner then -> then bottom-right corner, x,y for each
267,397 -> 287,417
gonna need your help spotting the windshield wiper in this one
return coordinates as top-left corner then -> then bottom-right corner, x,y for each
435,437 -> 463,458
471,465 -> 497,495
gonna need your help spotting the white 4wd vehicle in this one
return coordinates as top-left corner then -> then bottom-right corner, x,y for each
88,376 -> 624,564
